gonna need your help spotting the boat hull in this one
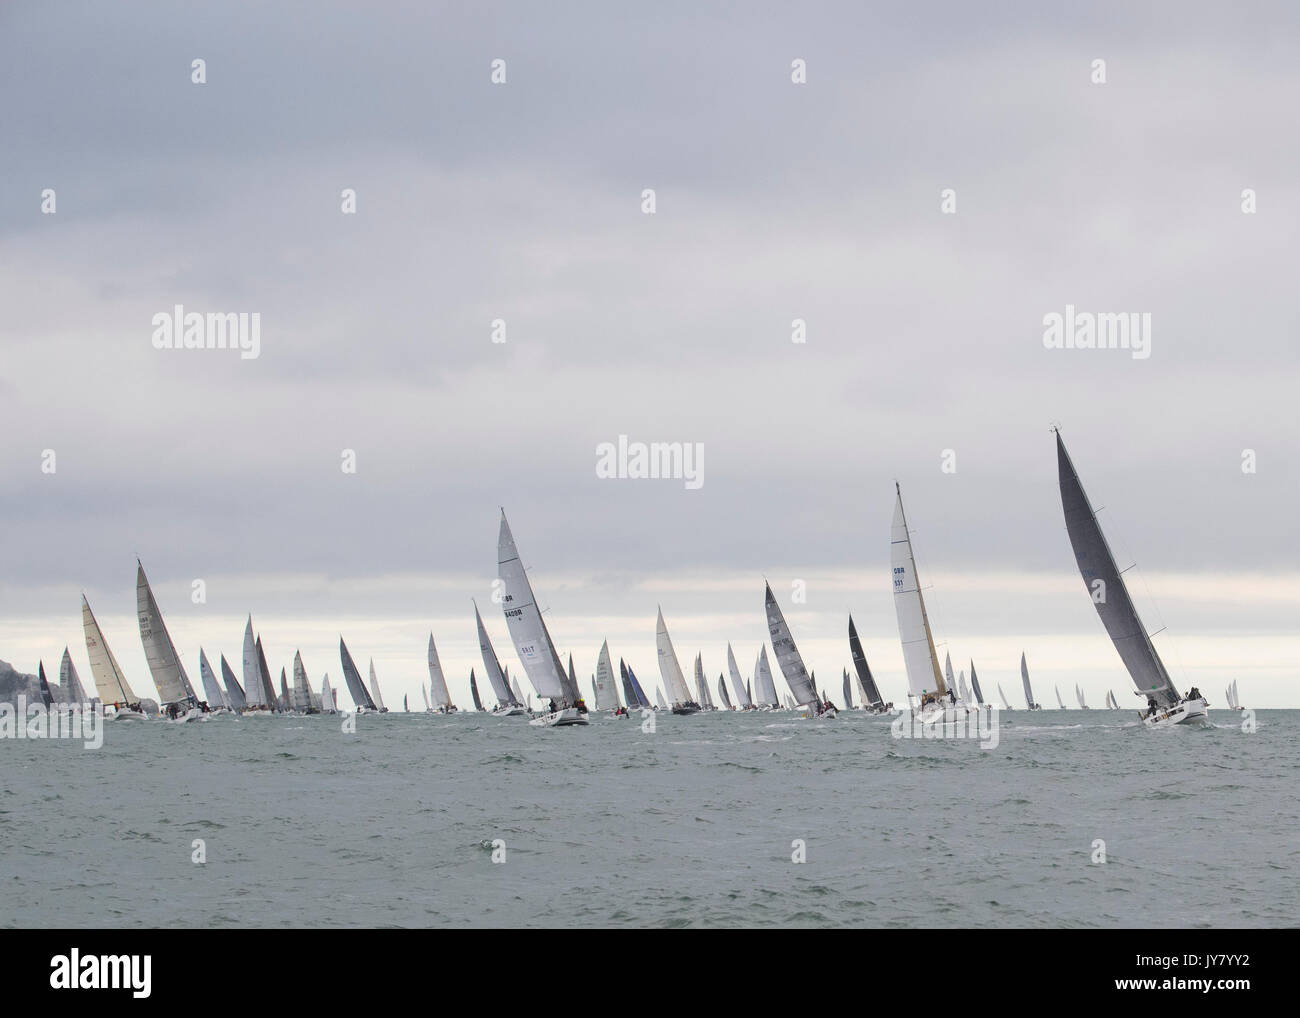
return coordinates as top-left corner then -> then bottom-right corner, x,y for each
528,707 -> 588,728
1142,697 -> 1209,729
490,706 -> 527,717
671,705 -> 701,715
109,709 -> 148,721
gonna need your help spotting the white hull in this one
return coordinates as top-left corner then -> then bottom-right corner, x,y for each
528,707 -> 588,728
913,702 -> 987,725
241,709 -> 278,718
109,708 -> 148,721
491,705 -> 527,717
1142,697 -> 1209,729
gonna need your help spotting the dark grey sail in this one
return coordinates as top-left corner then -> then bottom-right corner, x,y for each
339,637 -> 377,710
38,661 -> 54,708
620,659 -> 639,709
469,668 -> 484,711
256,637 -> 279,711
848,615 -> 885,707
220,655 -> 248,711
1056,430 -> 1178,707
969,660 -> 985,705
717,674 -> 733,710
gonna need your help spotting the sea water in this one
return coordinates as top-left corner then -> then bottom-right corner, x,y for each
1,708 -> 1294,928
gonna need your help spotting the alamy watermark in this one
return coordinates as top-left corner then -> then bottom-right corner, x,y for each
1042,304 -> 1151,360
891,705 -> 1000,749
151,304 -> 261,360
595,435 -> 704,490
1,697 -> 104,749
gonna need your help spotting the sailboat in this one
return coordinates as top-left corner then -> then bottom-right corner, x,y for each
320,676 -> 338,715
279,668 -> 294,713
594,641 -> 626,715
239,619 -> 274,715
469,669 -> 484,711
1105,689 -> 1120,710
292,651 -> 320,714
847,616 -> 890,713
969,661 -> 986,707
220,655 -> 248,712
622,660 -> 651,710
1020,652 -> 1042,710
497,510 -> 587,727
424,635 -> 457,714
842,669 -> 853,711
136,563 -> 203,721
754,646 -> 780,709
1054,684 -> 1066,710
37,661 -> 54,708
367,660 -> 389,713
656,608 -> 700,714
509,671 -> 527,711
82,594 -> 147,719
726,644 -> 754,710
1225,680 -> 1244,711
765,582 -> 834,718
59,647 -> 90,709
655,687 -> 668,711
693,653 -> 717,711
997,683 -> 1013,711
717,674 -> 733,710
891,484 -> 981,722
1055,429 -> 1208,727
474,601 -> 526,716
338,637 -> 378,713
256,638 -> 279,714
1075,684 -> 1090,710
198,649 -> 233,714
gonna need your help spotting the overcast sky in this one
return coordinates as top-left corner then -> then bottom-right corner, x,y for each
2,1 -> 1297,707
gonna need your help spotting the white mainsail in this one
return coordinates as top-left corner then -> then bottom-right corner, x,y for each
655,607 -> 695,706
764,583 -> 818,707
368,660 -> 386,710
1055,684 -> 1066,709
198,648 -> 230,709
59,647 -> 89,704
136,562 -> 198,707
426,634 -> 453,709
320,676 -> 337,713
958,669 -> 971,703
220,655 -> 247,711
726,643 -> 752,708
1020,652 -> 1037,708
594,641 -> 619,710
997,683 -> 1012,710
754,645 -> 779,706
473,601 -> 516,707
891,484 -> 946,699
1075,684 -> 1088,709
241,617 -> 269,708
82,594 -> 137,705
509,672 -> 526,707
292,651 -> 317,711
655,687 -> 668,710
497,511 -> 570,703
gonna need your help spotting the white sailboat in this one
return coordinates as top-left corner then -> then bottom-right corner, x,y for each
320,676 -> 338,714
220,654 -> 247,712
1225,679 -> 1243,711
474,601 -> 525,716
1075,684 -> 1089,710
765,582 -> 834,718
367,660 -> 389,713
654,687 -> 668,711
997,683 -> 1013,711
891,484 -> 982,723
198,648 -> 233,714
240,618 -> 275,715
426,634 -> 458,714
1020,652 -> 1041,710
136,563 -> 203,721
497,510 -> 587,727
726,643 -> 753,710
753,645 -> 780,709
594,641 -> 624,713
656,607 -> 699,714
1055,430 -> 1208,728
1055,684 -> 1066,710
58,647 -> 91,710
82,594 -> 147,719
292,651 -> 320,714
338,636 -> 378,713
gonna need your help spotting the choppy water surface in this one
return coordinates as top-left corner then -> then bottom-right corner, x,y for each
2,708 -> 1295,928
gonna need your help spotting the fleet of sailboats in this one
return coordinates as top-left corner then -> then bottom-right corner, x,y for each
32,440 -> 1231,728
